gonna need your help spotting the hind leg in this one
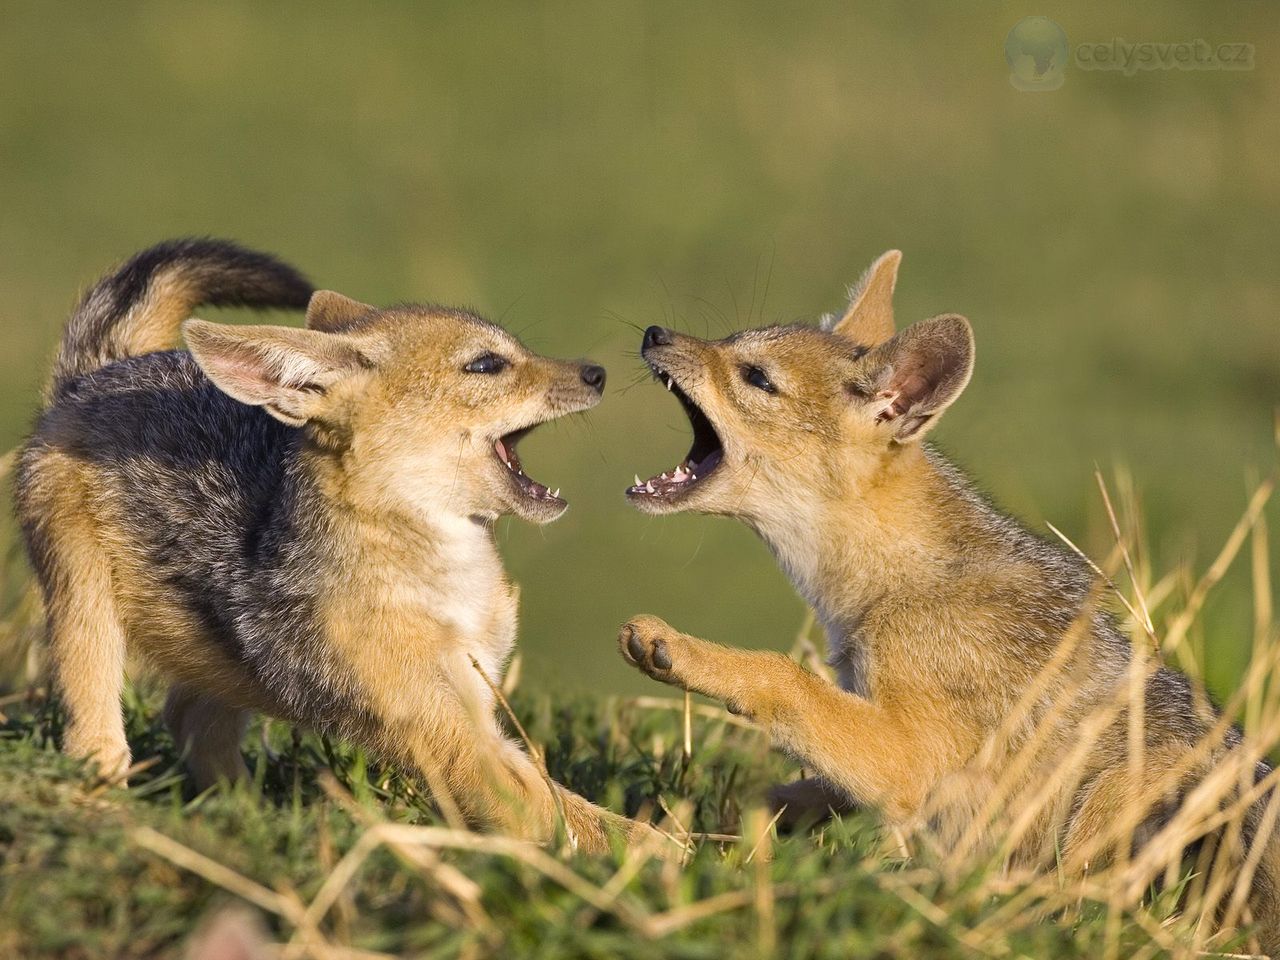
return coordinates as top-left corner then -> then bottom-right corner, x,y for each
1061,744 -> 1198,877
50,608 -> 130,781
39,518 -> 132,781
767,777 -> 857,831
164,684 -> 251,789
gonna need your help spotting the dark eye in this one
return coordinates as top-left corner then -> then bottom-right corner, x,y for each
464,353 -> 509,374
741,364 -> 776,394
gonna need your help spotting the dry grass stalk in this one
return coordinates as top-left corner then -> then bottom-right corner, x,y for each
468,654 -> 579,850
682,690 -> 693,762
315,773 -> 491,936
1047,521 -> 1160,652
1163,477 -> 1275,656
627,694 -> 756,730
1096,467 -> 1157,644
133,827 -> 372,960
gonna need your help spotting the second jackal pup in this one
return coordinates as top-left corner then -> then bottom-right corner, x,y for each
17,238 -> 647,851
618,251 -> 1280,944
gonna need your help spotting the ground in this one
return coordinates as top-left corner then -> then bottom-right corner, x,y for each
0,684 -> 1209,960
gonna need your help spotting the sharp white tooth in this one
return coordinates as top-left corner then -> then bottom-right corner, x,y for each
667,377 -> 674,391
635,475 -> 642,487
660,472 -> 668,480
552,488 -> 560,498
691,473 -> 697,481
645,481 -> 655,493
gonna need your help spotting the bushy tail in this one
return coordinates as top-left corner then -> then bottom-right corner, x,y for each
50,237 -> 314,396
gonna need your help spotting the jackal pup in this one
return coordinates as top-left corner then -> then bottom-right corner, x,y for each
17,238 -> 646,852
618,251 -> 1280,943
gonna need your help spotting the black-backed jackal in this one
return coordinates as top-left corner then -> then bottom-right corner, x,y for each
17,238 -> 652,852
618,250 -> 1280,946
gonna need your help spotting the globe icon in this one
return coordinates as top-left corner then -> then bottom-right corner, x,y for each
1006,17 -> 1068,91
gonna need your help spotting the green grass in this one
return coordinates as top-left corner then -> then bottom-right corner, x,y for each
0,687 -> 1187,960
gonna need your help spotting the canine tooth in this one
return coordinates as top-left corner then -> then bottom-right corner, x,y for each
645,482 -> 655,493
691,473 -> 697,480
635,474 -> 642,487
552,488 -> 560,498
660,472 -> 667,480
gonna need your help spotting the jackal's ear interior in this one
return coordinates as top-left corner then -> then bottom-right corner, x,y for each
829,249 -> 902,349
183,319 -> 370,427
305,290 -> 377,333
860,313 -> 974,442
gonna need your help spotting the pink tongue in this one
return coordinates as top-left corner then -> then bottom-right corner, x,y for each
495,438 -> 508,461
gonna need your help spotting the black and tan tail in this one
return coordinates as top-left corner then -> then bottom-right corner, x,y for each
50,237 -> 313,397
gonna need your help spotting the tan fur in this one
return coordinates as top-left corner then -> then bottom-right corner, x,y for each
116,270 -> 203,360
32,455 -> 132,778
830,248 -> 900,347
620,250 -> 1280,945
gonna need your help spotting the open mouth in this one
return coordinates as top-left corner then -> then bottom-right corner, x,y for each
494,426 -> 564,505
626,364 -> 724,502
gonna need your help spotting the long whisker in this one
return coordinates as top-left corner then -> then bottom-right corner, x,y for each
757,241 -> 776,326
497,293 -> 526,324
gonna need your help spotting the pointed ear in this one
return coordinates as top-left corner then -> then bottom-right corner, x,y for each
829,249 -> 902,348
183,319 -> 370,427
305,290 -> 376,332
860,313 -> 974,442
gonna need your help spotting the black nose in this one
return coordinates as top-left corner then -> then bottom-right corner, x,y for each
643,325 -> 674,350
580,363 -> 606,392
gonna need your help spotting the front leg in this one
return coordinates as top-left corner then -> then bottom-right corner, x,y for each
619,615 -> 931,823
395,691 -> 667,855
619,614 -> 763,717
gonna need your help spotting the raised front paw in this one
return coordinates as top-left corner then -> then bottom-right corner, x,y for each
618,615 -> 685,687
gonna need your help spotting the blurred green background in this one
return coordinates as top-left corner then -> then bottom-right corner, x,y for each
1,1 -> 1276,698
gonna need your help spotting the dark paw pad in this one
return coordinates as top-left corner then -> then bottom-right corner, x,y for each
626,629 -> 646,664
618,620 -> 679,682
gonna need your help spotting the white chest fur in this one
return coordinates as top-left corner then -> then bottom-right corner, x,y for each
416,516 -> 518,683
